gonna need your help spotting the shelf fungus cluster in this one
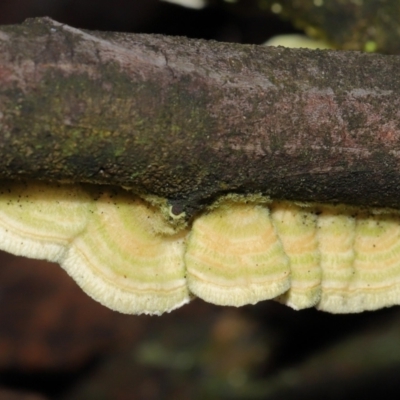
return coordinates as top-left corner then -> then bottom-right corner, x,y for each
1,180 -> 400,315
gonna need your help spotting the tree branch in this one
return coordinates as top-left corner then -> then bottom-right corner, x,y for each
1,17 -> 400,217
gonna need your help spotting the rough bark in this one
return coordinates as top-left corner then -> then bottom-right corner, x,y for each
1,17 -> 400,216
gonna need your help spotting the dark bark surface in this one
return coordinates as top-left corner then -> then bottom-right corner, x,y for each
1,17 -> 400,215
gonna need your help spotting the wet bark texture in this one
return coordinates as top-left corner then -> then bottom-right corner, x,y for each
1,17 -> 400,215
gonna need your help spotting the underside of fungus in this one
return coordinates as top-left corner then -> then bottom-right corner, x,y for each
1,180 -> 400,315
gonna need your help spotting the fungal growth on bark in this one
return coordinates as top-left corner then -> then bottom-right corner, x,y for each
1,180 -> 400,315
1,18 -> 400,315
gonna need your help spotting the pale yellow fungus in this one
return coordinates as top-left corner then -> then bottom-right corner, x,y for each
1,180 -> 400,314
347,210 -> 400,311
265,34 -> 333,50
185,201 -> 290,306
61,189 -> 190,315
0,182 -> 190,315
315,205 -> 357,312
0,182 -> 92,262
270,202 -> 321,309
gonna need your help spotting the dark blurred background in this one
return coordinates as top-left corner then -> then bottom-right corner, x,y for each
0,0 -> 298,43
0,1 -> 400,399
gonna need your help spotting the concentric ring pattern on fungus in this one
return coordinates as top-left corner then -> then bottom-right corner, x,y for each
0,181 -> 399,314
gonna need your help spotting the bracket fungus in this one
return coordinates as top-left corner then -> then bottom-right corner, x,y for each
2,19 -> 400,314
1,181 -> 400,315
